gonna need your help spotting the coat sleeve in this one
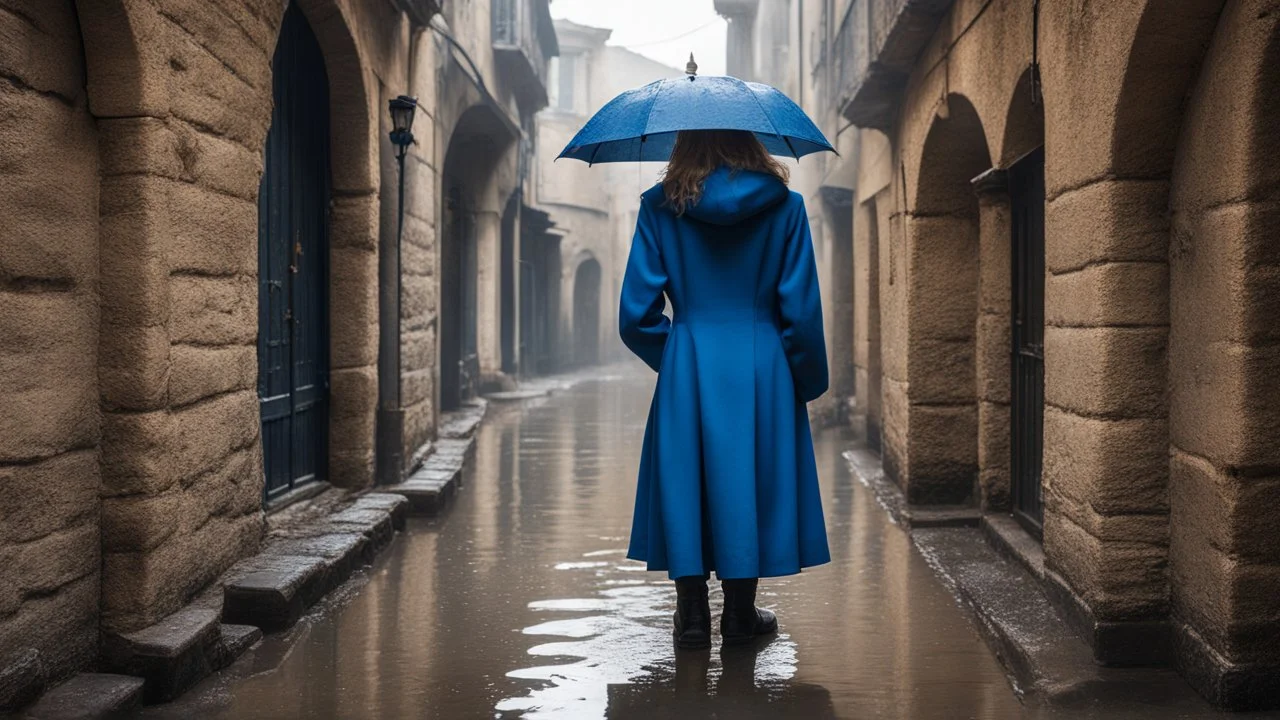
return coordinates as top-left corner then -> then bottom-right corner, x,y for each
618,199 -> 670,372
777,199 -> 829,403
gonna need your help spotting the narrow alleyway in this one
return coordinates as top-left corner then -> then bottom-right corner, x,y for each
144,368 -> 1033,718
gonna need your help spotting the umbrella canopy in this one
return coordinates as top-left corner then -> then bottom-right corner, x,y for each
557,74 -> 835,164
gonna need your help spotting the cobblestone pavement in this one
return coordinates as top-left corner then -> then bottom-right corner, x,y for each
144,367 -> 1221,719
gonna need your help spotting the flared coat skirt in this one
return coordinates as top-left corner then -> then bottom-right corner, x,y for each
625,320 -> 830,580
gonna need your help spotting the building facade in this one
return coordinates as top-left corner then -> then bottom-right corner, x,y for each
749,0 -> 1280,709
533,21 -> 682,369
0,0 -> 556,709
716,0 -> 859,426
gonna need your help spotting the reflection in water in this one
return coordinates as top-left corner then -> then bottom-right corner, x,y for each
148,367 -> 1027,720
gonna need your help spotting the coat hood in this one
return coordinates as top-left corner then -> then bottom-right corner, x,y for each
645,167 -> 789,226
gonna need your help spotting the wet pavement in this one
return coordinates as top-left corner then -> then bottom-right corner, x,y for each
141,367 -> 1241,719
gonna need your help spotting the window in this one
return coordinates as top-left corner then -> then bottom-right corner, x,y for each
550,52 -> 578,112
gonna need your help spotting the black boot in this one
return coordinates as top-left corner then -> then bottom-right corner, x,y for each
720,578 -> 777,645
673,577 -> 712,649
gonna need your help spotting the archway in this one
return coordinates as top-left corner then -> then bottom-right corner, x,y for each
893,93 -> 992,505
440,105 -> 515,410
572,256 -> 602,366
257,2 -> 331,502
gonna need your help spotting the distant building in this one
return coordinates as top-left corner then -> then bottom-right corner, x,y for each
533,20 -> 683,368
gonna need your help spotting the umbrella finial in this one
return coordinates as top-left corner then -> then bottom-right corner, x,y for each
686,53 -> 698,79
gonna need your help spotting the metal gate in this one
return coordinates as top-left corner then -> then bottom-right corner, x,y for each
1010,147 -> 1045,536
257,3 -> 330,503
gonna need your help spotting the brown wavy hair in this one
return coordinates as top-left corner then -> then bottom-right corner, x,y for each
661,130 -> 790,215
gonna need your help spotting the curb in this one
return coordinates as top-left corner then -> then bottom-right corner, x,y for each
17,369 -> 605,716
842,446 -> 1217,713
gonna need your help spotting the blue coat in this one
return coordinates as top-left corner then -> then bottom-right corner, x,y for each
619,166 -> 831,580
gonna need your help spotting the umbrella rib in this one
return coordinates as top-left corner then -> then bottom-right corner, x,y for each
739,78 -> 791,157
588,142 -> 602,166
638,80 -> 664,159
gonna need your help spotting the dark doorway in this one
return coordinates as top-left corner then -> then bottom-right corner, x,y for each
1010,147 -> 1045,536
572,258 -> 601,366
257,2 -> 331,503
519,207 -> 561,376
441,185 -> 478,411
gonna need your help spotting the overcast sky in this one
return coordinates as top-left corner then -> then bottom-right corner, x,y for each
549,0 -> 728,76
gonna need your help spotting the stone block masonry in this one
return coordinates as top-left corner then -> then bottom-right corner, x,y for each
0,0 -> 102,710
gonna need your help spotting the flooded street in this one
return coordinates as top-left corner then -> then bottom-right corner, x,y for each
149,367 -> 1026,719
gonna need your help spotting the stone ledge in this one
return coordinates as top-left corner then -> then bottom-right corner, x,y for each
842,447 -> 980,528
846,444 -> 1216,712
209,625 -> 261,672
19,673 -> 143,720
438,400 -> 487,439
100,607 -> 220,704
981,514 -> 1046,580
378,421 -> 477,516
1173,620 -> 1280,711
222,556 -> 329,633
1041,568 -> 1172,667
483,389 -> 550,402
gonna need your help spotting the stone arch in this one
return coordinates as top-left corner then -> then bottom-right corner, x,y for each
278,0 -> 380,491
889,93 -> 992,505
440,103 -> 518,409
290,0 -> 377,196
999,67 -> 1045,168
1167,2 -> 1280,708
1109,0 -> 1228,179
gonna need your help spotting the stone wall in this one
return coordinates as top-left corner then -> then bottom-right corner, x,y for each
90,0 -> 279,634
846,0 -> 1280,706
1167,0 -> 1280,706
399,32 -> 442,466
0,0 -> 391,638
0,1 -> 101,706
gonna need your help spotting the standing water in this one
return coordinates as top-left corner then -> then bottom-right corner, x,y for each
146,368 -> 1026,719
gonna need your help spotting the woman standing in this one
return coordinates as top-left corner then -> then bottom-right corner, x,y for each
619,129 -> 830,649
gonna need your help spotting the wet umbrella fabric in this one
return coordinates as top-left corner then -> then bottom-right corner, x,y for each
557,75 -> 834,164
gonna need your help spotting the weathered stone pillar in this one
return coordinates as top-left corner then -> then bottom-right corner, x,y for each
0,2 -> 102,706
475,208 -> 503,384
1041,179 -> 1171,665
972,169 -> 1011,511
1165,1 -> 1280,708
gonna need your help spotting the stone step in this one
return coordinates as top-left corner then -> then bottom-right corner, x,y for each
377,435 -> 474,516
210,624 -> 262,672
20,673 -> 143,720
222,555 -> 328,633
101,607 -> 220,704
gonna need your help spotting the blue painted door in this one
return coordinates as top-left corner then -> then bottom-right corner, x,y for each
258,3 -> 330,503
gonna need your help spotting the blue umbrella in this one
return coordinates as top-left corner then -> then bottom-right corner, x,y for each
557,62 -> 834,165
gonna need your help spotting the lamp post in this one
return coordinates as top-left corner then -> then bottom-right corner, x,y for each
376,94 -> 417,486
388,95 -> 417,407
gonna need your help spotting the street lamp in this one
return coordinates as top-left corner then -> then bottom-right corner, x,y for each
389,95 -> 418,157
378,94 -> 417,485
